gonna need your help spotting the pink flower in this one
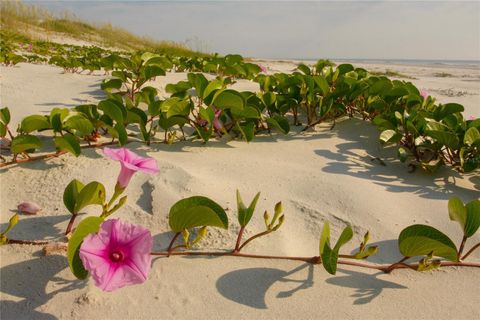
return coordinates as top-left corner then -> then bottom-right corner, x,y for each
259,64 -> 267,73
420,89 -> 428,99
103,147 -> 159,189
79,219 -> 153,292
213,108 -> 224,132
469,116 -> 476,120
17,201 -> 41,215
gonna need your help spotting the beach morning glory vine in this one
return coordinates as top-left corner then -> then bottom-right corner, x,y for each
1,147 -> 479,292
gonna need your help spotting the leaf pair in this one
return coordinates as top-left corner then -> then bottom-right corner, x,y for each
169,196 -> 228,233
63,179 -> 106,215
448,197 -> 480,238
319,222 -> 353,275
237,190 -> 261,227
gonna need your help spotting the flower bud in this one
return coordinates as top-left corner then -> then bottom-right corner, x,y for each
263,210 -> 270,229
272,215 -> 285,231
17,201 -> 41,215
274,202 -> 283,215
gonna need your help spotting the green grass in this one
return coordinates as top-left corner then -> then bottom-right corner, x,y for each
0,0 -> 208,57
370,69 -> 416,79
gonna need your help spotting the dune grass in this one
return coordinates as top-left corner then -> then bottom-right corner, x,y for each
370,69 -> 416,79
0,0 -> 207,57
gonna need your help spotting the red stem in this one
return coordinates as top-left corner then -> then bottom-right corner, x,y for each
233,226 -> 245,252
462,242 -> 480,260
7,239 -> 50,245
0,140 -> 123,168
150,250 -> 480,272
166,232 -> 181,257
65,214 -> 78,235
238,230 -> 271,251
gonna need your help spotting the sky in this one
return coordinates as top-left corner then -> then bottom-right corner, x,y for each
26,1 -> 480,61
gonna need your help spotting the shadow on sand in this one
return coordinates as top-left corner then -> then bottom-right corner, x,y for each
0,254 -> 85,320
314,119 -> 479,200
216,263 -> 314,309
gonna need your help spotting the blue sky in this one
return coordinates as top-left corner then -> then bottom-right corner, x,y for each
28,1 -> 480,60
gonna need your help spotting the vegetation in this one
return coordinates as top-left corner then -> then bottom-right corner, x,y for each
0,44 -> 479,173
370,69 -> 415,79
0,0 -> 204,55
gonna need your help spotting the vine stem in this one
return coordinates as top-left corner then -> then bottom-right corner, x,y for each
237,230 -> 271,252
150,250 -> 480,272
65,214 -> 78,235
0,140 -> 125,168
7,239 -> 51,245
457,235 -> 468,260
233,226 -> 245,252
462,242 -> 480,260
166,232 -> 181,257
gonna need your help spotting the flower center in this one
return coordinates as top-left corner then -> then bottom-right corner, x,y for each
110,250 -> 124,262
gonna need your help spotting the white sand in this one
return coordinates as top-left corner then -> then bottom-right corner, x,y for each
1,61 -> 479,320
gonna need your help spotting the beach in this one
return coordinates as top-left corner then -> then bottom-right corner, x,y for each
1,58 -> 479,319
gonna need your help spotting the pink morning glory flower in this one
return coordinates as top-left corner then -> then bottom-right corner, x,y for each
79,219 -> 153,292
259,64 -> 267,73
469,116 -> 476,120
420,89 -> 428,99
103,147 -> 159,189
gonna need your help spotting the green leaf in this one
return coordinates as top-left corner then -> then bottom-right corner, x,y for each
321,242 -> 338,275
260,92 -> 276,108
313,75 -> 329,95
333,225 -> 353,252
434,103 -> 464,120
237,190 -> 261,227
143,65 -> 165,80
1,213 -> 19,237
114,123 -> 128,146
203,79 -> 223,100
74,181 -> 106,214
0,122 -> 6,137
297,63 -> 311,75
448,196 -> 467,231
64,114 -> 94,137
319,222 -> 330,255
11,135 -> 42,154
464,127 -> 480,146
54,134 -> 81,157
101,78 -> 123,91
464,200 -> 480,238
63,179 -> 85,214
427,130 -> 459,150
187,73 -> 208,98
398,224 -> 458,261
213,90 -> 245,113
0,107 -> 11,125
236,122 -> 255,142
379,129 -> 402,144
99,100 -> 125,124
20,115 -> 51,133
266,116 -> 290,134
67,216 -> 103,279
169,196 -> 228,232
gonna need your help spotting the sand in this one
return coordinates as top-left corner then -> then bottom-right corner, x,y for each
1,59 -> 479,320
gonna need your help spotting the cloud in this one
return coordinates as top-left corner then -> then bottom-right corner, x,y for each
33,0 -> 480,60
